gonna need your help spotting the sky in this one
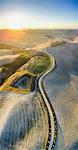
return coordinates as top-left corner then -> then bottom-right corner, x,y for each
0,0 -> 78,29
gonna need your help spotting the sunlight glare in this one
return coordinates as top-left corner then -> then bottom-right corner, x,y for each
5,13 -> 25,29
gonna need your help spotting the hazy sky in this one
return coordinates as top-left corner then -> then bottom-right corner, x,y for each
0,0 -> 78,29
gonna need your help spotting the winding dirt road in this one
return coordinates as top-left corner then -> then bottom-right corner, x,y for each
38,49 -> 57,149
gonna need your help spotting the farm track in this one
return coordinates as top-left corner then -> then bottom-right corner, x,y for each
38,49 -> 58,150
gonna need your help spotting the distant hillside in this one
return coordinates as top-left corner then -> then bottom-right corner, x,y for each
0,29 -> 78,48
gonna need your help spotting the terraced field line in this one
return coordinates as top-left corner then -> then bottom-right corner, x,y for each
38,49 -> 57,150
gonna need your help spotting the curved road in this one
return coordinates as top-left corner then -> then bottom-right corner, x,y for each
38,49 -> 57,150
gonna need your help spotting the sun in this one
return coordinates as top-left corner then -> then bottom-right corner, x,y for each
5,13 -> 25,29
8,22 -> 23,29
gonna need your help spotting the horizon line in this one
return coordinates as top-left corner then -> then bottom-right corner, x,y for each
0,27 -> 78,30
